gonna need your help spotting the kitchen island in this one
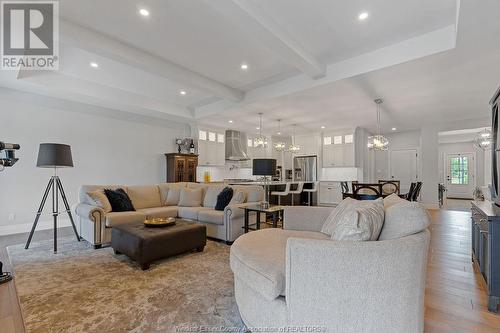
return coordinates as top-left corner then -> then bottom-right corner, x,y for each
228,180 -> 316,206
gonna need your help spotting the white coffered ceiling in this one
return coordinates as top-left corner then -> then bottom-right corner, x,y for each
1,0 -> 499,135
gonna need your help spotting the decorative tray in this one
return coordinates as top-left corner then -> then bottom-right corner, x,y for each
144,217 -> 176,227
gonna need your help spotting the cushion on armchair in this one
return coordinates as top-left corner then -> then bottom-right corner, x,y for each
215,187 -> 233,211
87,190 -> 112,213
379,201 -> 430,240
104,188 -> 135,212
179,188 -> 203,207
229,190 -> 246,205
330,198 -> 384,241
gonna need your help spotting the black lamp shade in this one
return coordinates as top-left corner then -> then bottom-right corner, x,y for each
37,143 -> 74,168
253,158 -> 276,176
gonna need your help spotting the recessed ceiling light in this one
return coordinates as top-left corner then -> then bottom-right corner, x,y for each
179,90 -> 187,96
228,120 -> 233,123
392,127 -> 397,131
139,8 -> 150,17
321,126 -> 325,129
277,131 -> 281,135
90,62 -> 99,68
240,63 -> 249,71
358,12 -> 369,20
256,127 -> 260,130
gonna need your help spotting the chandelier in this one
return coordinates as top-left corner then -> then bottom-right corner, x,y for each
274,119 -> 286,151
254,113 -> 267,148
367,99 -> 389,151
288,124 -> 301,153
474,128 -> 492,149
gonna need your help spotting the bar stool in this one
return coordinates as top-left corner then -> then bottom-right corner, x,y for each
303,181 -> 319,206
289,182 -> 304,206
271,183 -> 291,205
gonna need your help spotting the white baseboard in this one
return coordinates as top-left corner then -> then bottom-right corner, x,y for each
0,218 -> 72,236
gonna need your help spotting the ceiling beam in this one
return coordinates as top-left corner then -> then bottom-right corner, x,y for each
59,20 -> 244,102
5,71 -> 194,121
195,25 -> 457,119
207,0 -> 326,79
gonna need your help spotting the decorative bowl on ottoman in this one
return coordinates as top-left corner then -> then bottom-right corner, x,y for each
144,217 -> 176,227
111,220 -> 206,270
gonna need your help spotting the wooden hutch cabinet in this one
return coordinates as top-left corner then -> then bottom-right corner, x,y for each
165,153 -> 198,183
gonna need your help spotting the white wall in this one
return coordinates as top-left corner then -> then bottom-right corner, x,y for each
0,92 -> 188,234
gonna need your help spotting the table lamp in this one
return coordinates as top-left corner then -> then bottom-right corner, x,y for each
253,158 -> 276,208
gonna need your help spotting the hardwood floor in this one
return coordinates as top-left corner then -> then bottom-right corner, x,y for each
0,210 -> 499,332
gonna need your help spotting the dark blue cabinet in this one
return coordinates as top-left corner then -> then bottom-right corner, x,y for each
471,201 -> 500,312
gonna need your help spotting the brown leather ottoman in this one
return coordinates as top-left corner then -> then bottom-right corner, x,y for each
111,220 -> 206,270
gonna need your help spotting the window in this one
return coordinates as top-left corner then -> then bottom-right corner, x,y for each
344,134 -> 354,144
217,133 -> 224,143
199,130 -> 207,141
323,136 -> 332,145
333,136 -> 343,144
450,156 -> 469,185
208,132 -> 216,142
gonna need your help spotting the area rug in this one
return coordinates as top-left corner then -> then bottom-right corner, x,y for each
7,237 -> 246,333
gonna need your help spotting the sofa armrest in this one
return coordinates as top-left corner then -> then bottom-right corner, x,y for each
283,206 -> 333,232
75,203 -> 104,223
285,230 -> 430,332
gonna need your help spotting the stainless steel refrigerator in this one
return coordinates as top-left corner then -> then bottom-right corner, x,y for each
293,155 -> 317,181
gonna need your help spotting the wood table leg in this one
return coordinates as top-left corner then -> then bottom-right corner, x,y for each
256,211 -> 261,230
244,209 -> 249,233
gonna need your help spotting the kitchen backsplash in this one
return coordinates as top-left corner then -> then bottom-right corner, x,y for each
196,165 -> 255,182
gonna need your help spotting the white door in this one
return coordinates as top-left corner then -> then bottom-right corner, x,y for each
445,153 -> 475,199
389,149 -> 418,194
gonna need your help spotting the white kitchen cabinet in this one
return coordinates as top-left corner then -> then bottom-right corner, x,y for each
319,182 -> 343,206
322,131 -> 356,168
294,134 -> 321,156
198,130 -> 225,166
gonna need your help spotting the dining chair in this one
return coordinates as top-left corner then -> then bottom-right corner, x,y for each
400,182 -> 417,200
411,182 -> 423,201
379,180 -> 401,195
352,183 -> 383,200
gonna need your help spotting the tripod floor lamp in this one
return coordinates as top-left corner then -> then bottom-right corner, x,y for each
25,143 -> 81,252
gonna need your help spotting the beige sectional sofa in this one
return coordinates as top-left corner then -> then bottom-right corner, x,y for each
75,182 -> 264,248
230,195 -> 431,332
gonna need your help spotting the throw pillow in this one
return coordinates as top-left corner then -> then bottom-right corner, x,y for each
87,190 -> 112,213
331,198 -> 385,241
215,187 -> 234,211
165,187 -> 181,206
104,188 -> 135,212
320,197 -> 359,236
383,193 -> 405,209
178,187 -> 203,207
229,190 -> 246,205
203,186 -> 224,208
379,201 -> 430,240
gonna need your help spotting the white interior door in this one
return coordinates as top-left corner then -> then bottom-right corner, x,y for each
389,149 -> 418,194
445,153 -> 475,199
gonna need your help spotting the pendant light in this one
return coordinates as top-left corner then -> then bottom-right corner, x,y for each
253,113 -> 267,148
367,98 -> 389,151
474,128 -> 492,149
274,119 -> 286,151
288,124 -> 301,153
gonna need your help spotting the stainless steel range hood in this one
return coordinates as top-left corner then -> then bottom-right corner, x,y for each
225,130 -> 250,161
